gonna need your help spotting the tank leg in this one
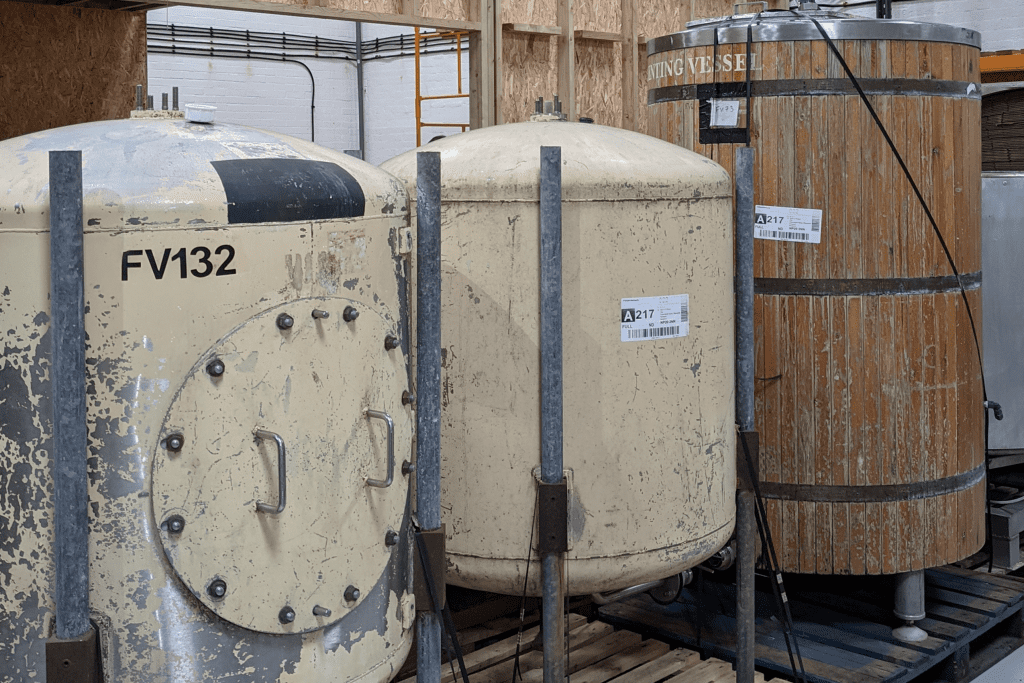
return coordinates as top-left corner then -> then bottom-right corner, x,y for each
736,490 -> 757,683
892,570 -> 928,643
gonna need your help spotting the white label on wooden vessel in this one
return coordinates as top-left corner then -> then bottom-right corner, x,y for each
621,294 -> 689,342
710,99 -> 741,127
754,205 -> 822,244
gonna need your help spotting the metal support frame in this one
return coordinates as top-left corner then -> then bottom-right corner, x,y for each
734,146 -> 757,683
415,150 -> 443,683
48,151 -> 91,641
539,145 -> 566,683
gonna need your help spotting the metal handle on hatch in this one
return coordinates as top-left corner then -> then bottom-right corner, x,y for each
254,429 -> 287,513
365,410 -> 395,489
734,1 -> 768,12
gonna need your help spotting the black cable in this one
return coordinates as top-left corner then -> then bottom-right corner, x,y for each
148,47 -> 317,142
511,490 -> 540,682
415,531 -> 471,683
740,432 -> 809,683
794,7 -> 1004,574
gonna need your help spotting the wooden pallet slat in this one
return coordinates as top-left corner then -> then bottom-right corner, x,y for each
600,567 -> 1024,683
606,648 -> 699,683
562,638 -> 670,683
517,630 -> 642,683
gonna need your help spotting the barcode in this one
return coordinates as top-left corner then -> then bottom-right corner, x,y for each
759,229 -> 811,241
811,216 -> 821,232
680,301 -> 689,322
628,326 -> 680,339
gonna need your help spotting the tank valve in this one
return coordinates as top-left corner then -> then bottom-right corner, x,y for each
164,515 -> 185,534
385,530 -> 399,546
343,306 -> 359,322
344,586 -> 360,602
206,358 -> 225,377
276,313 -> 295,330
207,579 -> 227,600
384,335 -> 400,351
165,433 -> 184,452
312,309 -> 330,320
279,606 -> 296,624
312,605 -> 332,617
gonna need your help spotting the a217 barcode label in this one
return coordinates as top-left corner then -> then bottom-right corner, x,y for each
754,205 -> 822,244
621,294 -> 689,343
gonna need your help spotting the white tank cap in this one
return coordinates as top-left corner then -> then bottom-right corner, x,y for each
184,104 -> 217,124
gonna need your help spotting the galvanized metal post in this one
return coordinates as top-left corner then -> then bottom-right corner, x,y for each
415,150 -> 443,683
734,146 -> 756,683
735,148 -> 755,433
355,22 -> 366,160
540,145 -> 566,683
49,150 -> 90,641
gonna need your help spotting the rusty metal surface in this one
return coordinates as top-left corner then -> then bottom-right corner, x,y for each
537,481 -> 569,556
412,527 -> 446,612
0,118 -> 415,682
758,463 -> 986,503
753,272 -> 983,296
45,628 -> 100,683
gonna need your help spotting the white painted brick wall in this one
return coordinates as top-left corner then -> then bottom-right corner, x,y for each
361,23 -> 469,165
146,8 -> 468,164
845,0 -> 1024,52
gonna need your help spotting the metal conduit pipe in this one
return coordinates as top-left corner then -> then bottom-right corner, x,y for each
415,151 -> 443,683
590,580 -> 668,606
702,542 -> 737,572
735,146 -> 757,683
539,145 -> 565,683
355,22 -> 366,160
147,48 -> 316,142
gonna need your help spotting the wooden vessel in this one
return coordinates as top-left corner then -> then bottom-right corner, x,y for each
647,11 -> 985,574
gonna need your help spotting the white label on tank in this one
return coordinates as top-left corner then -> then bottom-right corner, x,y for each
710,99 -> 741,127
621,294 -> 689,342
754,205 -> 822,244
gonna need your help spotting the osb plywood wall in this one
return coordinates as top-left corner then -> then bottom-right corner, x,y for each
499,0 -> 785,129
0,2 -> 147,141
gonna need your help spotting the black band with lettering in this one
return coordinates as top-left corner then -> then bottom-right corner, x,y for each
649,78 -> 980,105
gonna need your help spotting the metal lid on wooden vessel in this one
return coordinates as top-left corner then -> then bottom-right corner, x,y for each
648,9 -> 981,56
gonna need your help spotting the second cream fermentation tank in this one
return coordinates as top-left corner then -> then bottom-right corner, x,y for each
382,120 -> 736,596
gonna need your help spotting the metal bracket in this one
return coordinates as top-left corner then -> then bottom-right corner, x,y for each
413,526 -> 446,612
46,627 -> 100,683
737,430 -> 760,492
538,479 -> 569,555
697,83 -> 750,145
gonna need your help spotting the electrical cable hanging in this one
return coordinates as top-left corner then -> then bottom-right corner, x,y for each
791,8 -> 1005,573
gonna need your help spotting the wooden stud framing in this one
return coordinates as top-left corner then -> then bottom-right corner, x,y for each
620,0 -> 638,130
557,0 -> 575,121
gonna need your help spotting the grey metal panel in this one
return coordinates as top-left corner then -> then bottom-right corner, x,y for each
983,173 -> 1024,451
648,13 -> 981,56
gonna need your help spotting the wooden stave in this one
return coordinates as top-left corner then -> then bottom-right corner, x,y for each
648,38 -> 984,574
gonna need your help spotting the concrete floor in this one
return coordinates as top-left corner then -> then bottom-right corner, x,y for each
974,644 -> 1024,683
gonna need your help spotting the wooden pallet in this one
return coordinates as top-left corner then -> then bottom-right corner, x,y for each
398,611 -> 768,683
599,566 -> 1024,683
